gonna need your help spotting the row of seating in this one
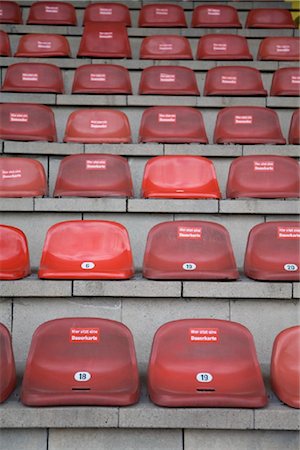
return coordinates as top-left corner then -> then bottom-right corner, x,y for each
1,155 -> 299,200
1,319 -> 299,409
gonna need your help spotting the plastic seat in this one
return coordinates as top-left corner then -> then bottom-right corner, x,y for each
0,157 -> 47,198
0,225 -> 30,280
204,66 -> 267,96
0,324 -> 16,403
21,318 -> 139,406
244,221 -> 300,281
246,9 -> 295,29
192,5 -> 241,28
143,220 -> 238,280
139,107 -> 208,144
1,63 -> 64,93
72,64 -> 132,94
138,4 -> 187,27
271,326 -> 300,409
0,30 -> 11,56
258,37 -> 300,61
140,35 -> 193,60
148,319 -> 267,407
289,110 -> 300,144
226,155 -> 300,199
139,66 -> 199,96
197,34 -> 252,60
213,107 -> 285,145
0,103 -> 57,142
270,67 -> 300,96
64,109 -> 131,144
38,220 -> 134,279
15,34 -> 71,58
78,23 -> 131,58
142,156 -> 221,199
27,2 -> 76,25
54,154 -> 133,198
83,3 -> 131,26
0,1 -> 22,23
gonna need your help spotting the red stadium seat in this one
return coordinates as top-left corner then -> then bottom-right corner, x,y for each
138,4 -> 187,27
226,155 -> 300,199
0,30 -> 11,56
139,106 -> 208,143
271,326 -> 300,409
143,221 -> 238,280
244,221 -> 300,281
142,156 -> 221,199
148,319 -> 267,407
27,1 -> 76,25
83,3 -> 131,26
38,220 -> 134,279
54,154 -> 133,198
246,9 -> 295,29
0,103 -> 57,142
2,63 -> 64,93
78,23 -> 131,58
270,67 -> 300,96
139,66 -> 199,95
0,1 -> 22,23
15,34 -> 71,58
192,5 -> 241,28
197,34 -> 252,60
72,64 -> 132,94
140,35 -> 193,60
289,110 -> 300,144
64,109 -> 131,144
0,157 -> 47,197
213,107 -> 285,144
21,318 -> 140,406
258,37 -> 300,61
0,225 -> 30,280
0,323 -> 16,403
204,66 -> 267,96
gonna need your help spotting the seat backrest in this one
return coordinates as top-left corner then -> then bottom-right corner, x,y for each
0,1 -> 22,23
139,4 -> 187,27
257,37 -> 300,61
204,66 -> 266,96
0,225 -> 31,280
197,34 -> 252,60
72,64 -> 132,94
140,35 -> 193,59
27,1 -> 76,25
0,30 -> 11,56
270,67 -> 300,96
15,34 -> 71,57
192,5 -> 241,28
139,65 -> 199,95
288,110 -> 300,144
0,323 -> 16,403
83,2 -> 131,26
246,8 -> 295,28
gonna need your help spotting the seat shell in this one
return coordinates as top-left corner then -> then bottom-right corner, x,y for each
289,110 -> 300,144
140,35 -> 193,60
197,34 -> 252,60
0,1 -> 22,23
0,30 -> 11,56
72,64 -> 132,94
138,4 -> 187,27
2,63 -> 64,93
0,323 -> 16,403
270,68 -> 300,96
15,34 -> 71,57
139,66 -> 199,95
246,9 -> 295,29
78,23 -> 131,58
0,225 -> 30,280
258,37 -> 300,61
83,3 -> 131,26
192,5 -> 241,28
27,1 -> 76,25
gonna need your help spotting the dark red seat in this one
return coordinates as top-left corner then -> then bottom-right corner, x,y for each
0,1 -> 22,23
246,9 -> 295,29
83,3 -> 131,26
27,1 -> 76,25
0,30 -> 11,56
0,323 -> 16,403
139,66 -> 199,95
2,63 -> 64,93
289,110 -> 300,144
138,4 -> 187,27
140,35 -> 193,60
192,5 -> 241,28
0,225 -> 30,280
197,34 -> 252,60
15,34 -> 71,58
21,318 -> 140,406
72,64 -> 132,94
78,23 -> 131,58
258,37 -> 300,61
270,67 -> 300,96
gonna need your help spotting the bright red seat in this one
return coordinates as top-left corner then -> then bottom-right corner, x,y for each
244,221 -> 300,281
83,3 -> 131,26
138,4 -> 187,27
0,323 -> 16,403
21,318 -> 139,406
246,9 -> 295,29
0,103 -> 57,142
15,34 -> 71,58
142,156 -> 221,199
139,106 -> 208,143
2,63 -> 64,93
78,23 -> 131,58
226,155 -> 300,199
192,5 -> 241,28
72,64 -> 132,94
27,1 -> 76,25
213,107 -> 285,145
139,66 -> 199,95
271,326 -> 300,409
143,221 -> 238,280
0,30 -> 11,56
148,319 -> 267,407
38,220 -> 134,279
0,225 -> 30,280
64,109 -> 131,144
257,37 -> 300,61
0,1 -> 22,23
140,35 -> 193,60
271,67 -> 300,96
204,66 -> 267,96
289,110 -> 300,144
54,154 -> 133,198
197,34 -> 252,60
0,157 -> 47,197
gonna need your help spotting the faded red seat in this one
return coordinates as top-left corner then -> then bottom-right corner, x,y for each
246,9 -> 295,29
0,324 -> 16,403
197,34 -> 252,60
0,1 -> 22,23
138,4 -> 187,27
83,3 -> 131,26
0,157 -> 47,197
142,156 -> 221,199
15,34 -> 71,57
148,319 -> 267,407
143,221 -> 238,280
271,326 -> 300,409
213,107 -> 285,144
0,30 -> 11,56
289,110 -> 300,144
192,5 -> 241,28
226,155 -> 300,199
204,66 -> 266,96
72,64 -> 132,94
64,109 -> 131,144
0,103 -> 57,142
244,221 -> 300,281
54,154 -> 133,198
0,225 -> 30,280
139,66 -> 199,95
270,67 -> 300,96
27,1 -> 76,25
139,106 -> 208,143
78,23 -> 131,58
21,318 -> 140,406
258,37 -> 300,61
2,63 -> 64,93
140,35 -> 193,60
